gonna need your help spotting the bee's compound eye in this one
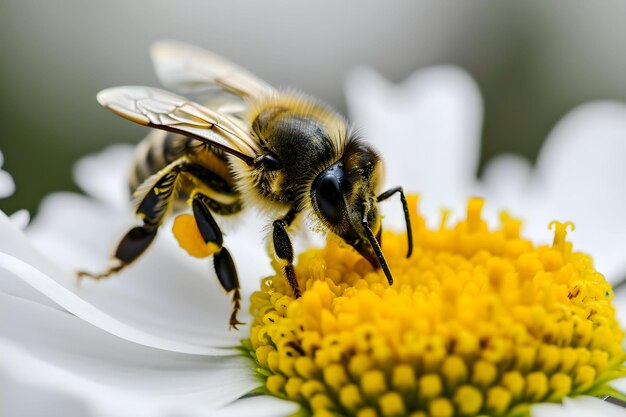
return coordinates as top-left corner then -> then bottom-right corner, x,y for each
314,173 -> 343,226
261,154 -> 282,171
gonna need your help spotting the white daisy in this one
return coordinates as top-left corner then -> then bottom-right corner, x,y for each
1,64 -> 626,417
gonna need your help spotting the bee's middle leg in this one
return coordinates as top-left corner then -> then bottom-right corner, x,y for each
190,192 -> 243,330
272,208 -> 302,298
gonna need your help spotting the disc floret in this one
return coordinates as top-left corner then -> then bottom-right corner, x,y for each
245,197 -> 626,417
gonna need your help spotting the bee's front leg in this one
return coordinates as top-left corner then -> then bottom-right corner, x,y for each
190,192 -> 243,330
377,186 -> 413,258
272,208 -> 301,298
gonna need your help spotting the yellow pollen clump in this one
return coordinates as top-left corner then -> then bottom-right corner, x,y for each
172,214 -> 220,258
245,197 -> 626,417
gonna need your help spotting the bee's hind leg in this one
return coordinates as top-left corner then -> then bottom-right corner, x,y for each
191,192 -> 243,330
77,158 -> 188,281
77,226 -> 158,280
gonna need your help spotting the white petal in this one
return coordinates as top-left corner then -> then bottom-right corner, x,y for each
9,209 -> 30,230
27,192 -> 134,271
25,192 -> 266,348
611,377 -> 626,397
532,396 -> 626,417
0,293 -> 258,416
0,209 -> 70,309
209,396 -> 298,417
0,149 -> 10,198
345,66 -> 482,222
531,101 -> 626,283
0,252 -> 231,355
0,200 -> 239,355
478,153 -> 534,226
480,153 -> 533,208
613,284 -> 626,329
0,349 -> 95,417
73,144 -> 135,210
0,169 -> 15,199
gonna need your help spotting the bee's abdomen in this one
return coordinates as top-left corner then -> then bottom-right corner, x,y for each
128,131 -> 190,193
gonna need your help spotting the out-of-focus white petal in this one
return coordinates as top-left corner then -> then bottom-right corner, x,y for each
0,150 -> 15,199
0,210 -> 70,309
0,294 -> 257,416
611,377 -> 626,397
480,153 -> 533,210
345,66 -> 482,223
204,396 -> 298,417
25,191 -> 267,348
478,153 -> 535,227
0,170 -> 15,199
532,396 -> 626,417
9,209 -> 30,230
613,284 -> 626,329
528,101 -> 626,283
73,144 -> 135,211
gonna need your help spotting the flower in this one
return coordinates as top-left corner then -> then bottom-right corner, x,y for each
2,64 -> 626,417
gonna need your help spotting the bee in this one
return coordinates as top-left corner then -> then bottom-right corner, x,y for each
78,41 -> 413,329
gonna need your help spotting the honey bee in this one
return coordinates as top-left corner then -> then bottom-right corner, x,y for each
78,41 -> 413,329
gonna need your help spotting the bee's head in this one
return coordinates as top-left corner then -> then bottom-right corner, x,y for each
311,138 -> 384,271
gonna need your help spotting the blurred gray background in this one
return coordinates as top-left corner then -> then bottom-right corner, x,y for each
1,0 -> 626,214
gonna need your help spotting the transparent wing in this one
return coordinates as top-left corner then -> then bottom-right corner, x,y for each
150,40 -> 275,99
97,86 -> 260,165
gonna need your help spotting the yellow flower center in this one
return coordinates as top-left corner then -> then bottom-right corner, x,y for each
244,197 -> 626,417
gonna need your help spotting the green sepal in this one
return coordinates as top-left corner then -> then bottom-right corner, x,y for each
597,387 -> 626,403
241,386 -> 269,398
505,403 -> 532,417
286,406 -> 311,417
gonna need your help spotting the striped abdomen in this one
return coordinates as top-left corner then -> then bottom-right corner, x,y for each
129,131 -> 242,215
129,131 -> 191,192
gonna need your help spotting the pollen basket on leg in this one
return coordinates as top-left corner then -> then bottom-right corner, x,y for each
245,197 -> 626,417
172,214 -> 219,258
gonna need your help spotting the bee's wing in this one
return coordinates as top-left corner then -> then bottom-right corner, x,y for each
150,40 -> 274,99
97,86 -> 260,165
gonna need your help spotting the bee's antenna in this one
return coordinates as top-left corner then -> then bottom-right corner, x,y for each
361,203 -> 394,285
